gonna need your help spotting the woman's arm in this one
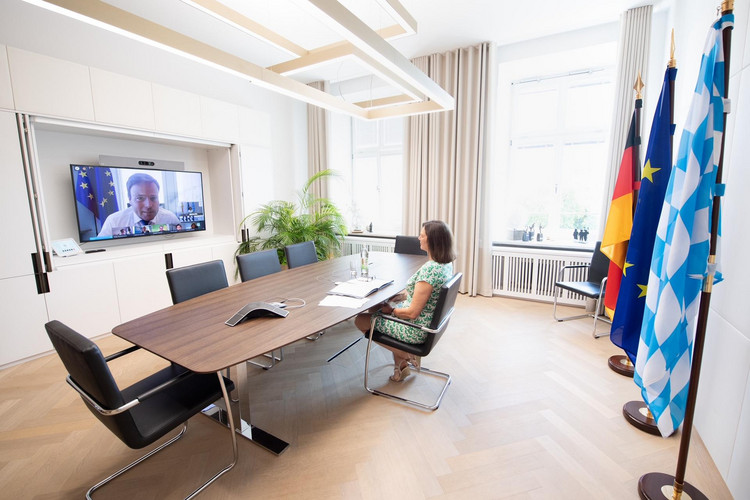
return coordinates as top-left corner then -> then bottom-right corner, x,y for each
391,281 -> 432,320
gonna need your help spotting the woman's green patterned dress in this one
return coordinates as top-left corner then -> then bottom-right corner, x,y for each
374,260 -> 453,344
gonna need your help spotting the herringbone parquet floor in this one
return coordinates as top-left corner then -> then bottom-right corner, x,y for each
0,295 -> 733,499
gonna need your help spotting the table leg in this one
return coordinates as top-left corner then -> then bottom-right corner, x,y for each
202,361 -> 289,455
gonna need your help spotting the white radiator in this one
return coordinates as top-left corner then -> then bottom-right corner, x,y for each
343,237 -> 591,305
343,235 -> 396,255
492,247 -> 592,305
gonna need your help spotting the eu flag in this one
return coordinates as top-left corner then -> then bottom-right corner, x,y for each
634,13 -> 731,437
610,66 -> 676,363
73,166 -> 120,234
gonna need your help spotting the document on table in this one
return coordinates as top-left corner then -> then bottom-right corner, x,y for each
328,278 -> 393,299
319,295 -> 369,308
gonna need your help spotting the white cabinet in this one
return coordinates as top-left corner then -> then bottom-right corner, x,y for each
201,96 -> 239,143
0,45 -> 13,110
0,275 -> 51,366
168,245 -> 214,269
211,241 -> 241,285
6,47 -> 95,121
0,112 -> 36,280
113,253 -> 173,323
152,84 -> 202,137
46,261 -> 121,338
0,110 -> 51,366
90,68 -> 155,130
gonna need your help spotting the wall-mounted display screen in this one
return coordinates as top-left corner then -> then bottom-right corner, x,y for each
70,164 -> 206,242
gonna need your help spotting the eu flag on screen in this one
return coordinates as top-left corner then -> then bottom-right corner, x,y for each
74,166 -> 120,229
610,66 -> 676,364
634,13 -> 730,438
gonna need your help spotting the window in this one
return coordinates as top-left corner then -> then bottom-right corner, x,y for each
494,51 -> 615,247
349,117 -> 404,234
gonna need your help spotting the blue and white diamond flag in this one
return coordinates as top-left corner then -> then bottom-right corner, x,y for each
634,13 -> 732,438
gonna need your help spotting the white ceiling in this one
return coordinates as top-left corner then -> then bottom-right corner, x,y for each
0,0 -> 662,111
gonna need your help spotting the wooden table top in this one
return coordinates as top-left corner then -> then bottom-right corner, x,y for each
112,252 -> 426,373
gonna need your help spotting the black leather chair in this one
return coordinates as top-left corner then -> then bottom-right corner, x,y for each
165,259 -> 228,305
553,241 -> 611,338
45,320 -> 237,499
237,248 -> 282,281
394,235 -> 427,256
364,273 -> 462,411
284,241 -> 318,268
236,249 -> 284,368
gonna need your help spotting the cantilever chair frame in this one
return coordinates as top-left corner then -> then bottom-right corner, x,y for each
364,310 -> 454,411
553,264 -> 610,339
63,344 -> 237,500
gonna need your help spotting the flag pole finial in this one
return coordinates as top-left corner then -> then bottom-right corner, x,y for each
722,0 -> 734,13
669,29 -> 677,68
634,72 -> 645,99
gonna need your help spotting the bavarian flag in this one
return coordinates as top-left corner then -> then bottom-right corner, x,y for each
601,99 -> 641,319
635,13 -> 731,437
610,66 -> 676,363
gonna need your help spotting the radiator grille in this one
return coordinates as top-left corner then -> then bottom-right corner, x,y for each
342,236 -> 395,256
492,248 -> 592,304
343,237 -> 592,305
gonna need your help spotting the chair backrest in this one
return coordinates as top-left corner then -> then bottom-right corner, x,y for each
588,241 -> 609,284
284,241 -> 318,269
394,235 -> 427,256
44,320 -> 134,442
237,249 -> 282,282
428,272 -> 463,330
166,259 -> 228,304
420,272 -> 462,352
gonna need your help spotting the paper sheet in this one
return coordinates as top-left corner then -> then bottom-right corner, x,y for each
319,295 -> 369,308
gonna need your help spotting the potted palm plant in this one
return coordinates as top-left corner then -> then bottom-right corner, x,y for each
236,169 -> 348,266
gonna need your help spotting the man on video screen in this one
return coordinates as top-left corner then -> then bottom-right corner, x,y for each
98,173 -> 179,237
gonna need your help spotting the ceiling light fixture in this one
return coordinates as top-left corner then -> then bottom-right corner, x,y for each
22,0 -> 454,120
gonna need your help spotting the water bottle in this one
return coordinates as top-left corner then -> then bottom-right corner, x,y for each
360,246 -> 369,280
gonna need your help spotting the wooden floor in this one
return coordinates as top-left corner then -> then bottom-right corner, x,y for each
0,296 -> 734,499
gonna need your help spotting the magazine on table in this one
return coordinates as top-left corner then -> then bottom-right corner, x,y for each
328,278 -> 393,299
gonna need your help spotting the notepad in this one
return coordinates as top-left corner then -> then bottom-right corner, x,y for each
328,278 -> 393,299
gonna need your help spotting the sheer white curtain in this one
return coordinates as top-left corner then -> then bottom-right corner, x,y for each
405,42 -> 495,296
600,5 -> 652,233
307,80 -> 329,200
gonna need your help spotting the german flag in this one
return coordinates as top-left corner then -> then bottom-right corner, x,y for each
601,98 -> 641,319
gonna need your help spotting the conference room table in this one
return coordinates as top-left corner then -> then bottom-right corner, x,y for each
112,251 -> 426,454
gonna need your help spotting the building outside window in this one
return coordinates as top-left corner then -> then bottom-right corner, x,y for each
348,116 -> 404,235
493,43 -> 616,248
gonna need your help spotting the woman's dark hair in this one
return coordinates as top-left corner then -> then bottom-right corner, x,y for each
422,220 -> 456,264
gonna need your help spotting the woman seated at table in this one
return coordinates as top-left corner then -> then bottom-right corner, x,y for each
355,220 -> 456,382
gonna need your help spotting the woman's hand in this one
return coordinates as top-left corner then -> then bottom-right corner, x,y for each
380,303 -> 394,315
391,291 -> 407,303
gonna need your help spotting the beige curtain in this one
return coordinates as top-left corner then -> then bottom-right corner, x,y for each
600,5 -> 652,234
307,80 -> 329,201
405,42 -> 495,296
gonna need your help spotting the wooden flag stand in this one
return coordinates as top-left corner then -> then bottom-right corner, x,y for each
608,354 -> 634,376
638,2 -> 733,499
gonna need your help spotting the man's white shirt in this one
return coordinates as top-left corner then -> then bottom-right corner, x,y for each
98,207 -> 180,237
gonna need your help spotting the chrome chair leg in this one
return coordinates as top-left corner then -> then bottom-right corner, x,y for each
247,348 -> 283,369
363,316 -> 451,411
86,375 -> 238,500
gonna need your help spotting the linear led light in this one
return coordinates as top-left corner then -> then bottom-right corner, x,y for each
21,0 -> 454,119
